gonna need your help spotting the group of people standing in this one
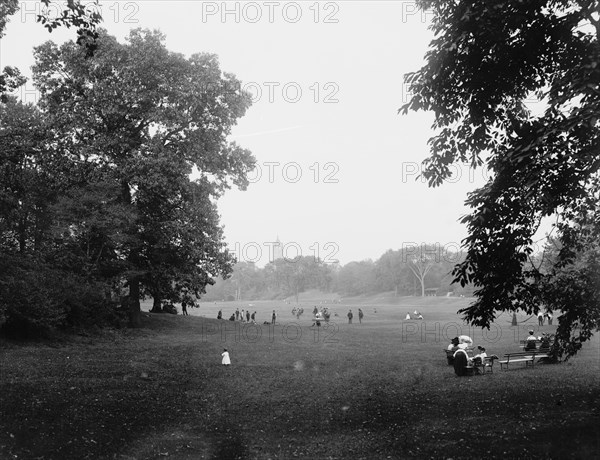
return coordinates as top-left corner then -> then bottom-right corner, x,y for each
228,308 -> 277,325
537,311 -> 553,326
217,308 -> 271,324
346,308 -> 364,323
217,304 -> 372,329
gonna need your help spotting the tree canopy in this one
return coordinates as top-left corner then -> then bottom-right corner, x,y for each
402,0 -> 600,358
0,28 -> 254,333
0,0 -> 102,101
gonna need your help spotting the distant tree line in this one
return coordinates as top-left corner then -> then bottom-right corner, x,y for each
203,244 -> 474,302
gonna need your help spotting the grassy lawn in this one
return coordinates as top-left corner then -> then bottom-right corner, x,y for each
1,298 -> 599,459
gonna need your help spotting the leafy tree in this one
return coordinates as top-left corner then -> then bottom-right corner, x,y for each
0,1 -> 25,100
375,250 -> 408,295
31,29 -> 255,326
535,180 -> 600,358
265,256 -> 329,302
0,0 -> 19,36
405,245 -> 438,297
229,262 -> 267,301
0,0 -> 102,101
36,0 -> 102,46
402,0 -> 600,357
0,99 -> 51,254
0,98 -> 126,334
332,260 -> 377,297
0,99 -> 51,333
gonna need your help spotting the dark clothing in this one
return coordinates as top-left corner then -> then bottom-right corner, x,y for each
453,351 -> 468,376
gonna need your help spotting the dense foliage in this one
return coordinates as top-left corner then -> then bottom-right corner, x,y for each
0,0 -> 102,101
402,0 -> 600,358
0,29 -> 254,334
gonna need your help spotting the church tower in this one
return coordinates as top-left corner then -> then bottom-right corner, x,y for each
273,236 -> 283,261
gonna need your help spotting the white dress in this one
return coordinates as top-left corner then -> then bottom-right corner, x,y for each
221,351 -> 231,365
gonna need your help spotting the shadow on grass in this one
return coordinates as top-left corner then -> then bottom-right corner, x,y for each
212,435 -> 250,460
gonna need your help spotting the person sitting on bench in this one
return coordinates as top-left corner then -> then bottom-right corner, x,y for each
525,330 -> 538,350
469,346 -> 488,368
472,346 -> 487,362
447,337 -> 460,351
540,332 -> 552,349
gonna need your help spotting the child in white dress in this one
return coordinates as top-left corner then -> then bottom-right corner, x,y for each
221,348 -> 231,366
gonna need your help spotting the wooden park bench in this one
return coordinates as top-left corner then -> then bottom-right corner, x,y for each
463,355 -> 498,375
499,350 -> 551,370
475,355 -> 498,374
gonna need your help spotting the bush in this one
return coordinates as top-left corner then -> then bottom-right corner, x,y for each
162,303 -> 178,315
0,259 -> 69,337
0,255 -> 125,338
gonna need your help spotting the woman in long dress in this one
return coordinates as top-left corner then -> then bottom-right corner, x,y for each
453,348 -> 469,376
221,348 -> 231,366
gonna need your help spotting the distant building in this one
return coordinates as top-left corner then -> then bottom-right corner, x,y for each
273,236 -> 283,261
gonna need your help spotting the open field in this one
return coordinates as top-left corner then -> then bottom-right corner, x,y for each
1,298 -> 599,459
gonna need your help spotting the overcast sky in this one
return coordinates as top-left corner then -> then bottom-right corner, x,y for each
2,1 -> 500,265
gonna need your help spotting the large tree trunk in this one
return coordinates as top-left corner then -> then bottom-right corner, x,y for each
18,213 -> 28,253
121,180 -> 142,327
128,278 -> 142,327
150,288 -> 162,313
